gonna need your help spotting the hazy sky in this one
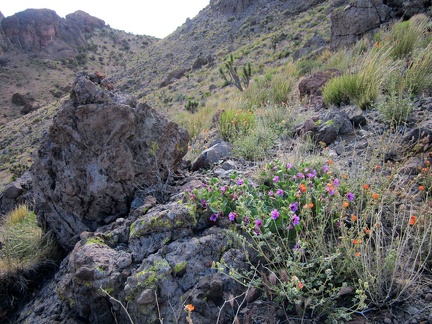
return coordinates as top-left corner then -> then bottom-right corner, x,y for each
1,0 -> 210,38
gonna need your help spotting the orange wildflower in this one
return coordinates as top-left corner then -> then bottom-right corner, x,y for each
355,252 -> 361,257
409,215 -> 417,226
184,304 -> 195,312
375,165 -> 380,170
351,214 -> 357,222
342,174 -> 348,179
309,203 -> 314,208
299,184 -> 307,193
363,184 -> 369,190
419,185 -> 425,191
328,159 -> 333,165
364,227 -> 371,234
353,239 -> 360,245
372,193 -> 379,199
343,202 -> 349,208
297,282 -> 304,289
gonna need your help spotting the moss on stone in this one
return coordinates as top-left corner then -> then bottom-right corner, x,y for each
173,261 -> 187,275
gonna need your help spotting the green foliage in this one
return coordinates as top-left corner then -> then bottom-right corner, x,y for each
405,42 -> 432,95
388,20 -> 422,59
185,98 -> 199,113
219,54 -> 252,91
218,109 -> 255,142
322,74 -> 358,106
187,152 -> 432,320
376,89 -> 414,126
0,205 -> 60,274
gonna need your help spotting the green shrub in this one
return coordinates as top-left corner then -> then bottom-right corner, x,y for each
389,20 -> 423,59
376,90 -> 414,126
405,43 -> 432,95
322,74 -> 358,106
218,109 -> 255,142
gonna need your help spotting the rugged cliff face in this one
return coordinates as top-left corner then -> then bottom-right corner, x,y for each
0,9 -> 104,57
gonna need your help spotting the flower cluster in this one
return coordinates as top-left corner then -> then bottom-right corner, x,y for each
187,160 -> 355,241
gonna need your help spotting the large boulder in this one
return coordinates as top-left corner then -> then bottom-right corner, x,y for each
33,72 -> 189,250
330,0 -> 392,49
16,202 -> 249,324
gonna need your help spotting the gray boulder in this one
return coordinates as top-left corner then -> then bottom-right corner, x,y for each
33,72 -> 189,250
191,141 -> 232,171
330,0 -> 392,49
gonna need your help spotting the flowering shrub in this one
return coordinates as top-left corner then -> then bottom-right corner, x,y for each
186,158 -> 432,321
187,160 -> 368,320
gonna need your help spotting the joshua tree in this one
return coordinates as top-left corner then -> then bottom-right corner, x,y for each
219,54 -> 252,91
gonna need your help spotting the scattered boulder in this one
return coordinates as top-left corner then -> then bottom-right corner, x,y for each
11,93 -> 30,106
33,72 -> 189,250
0,172 -> 33,216
191,141 -> 233,171
159,69 -> 187,88
298,69 -> 341,99
402,120 -> 432,152
296,109 -> 356,145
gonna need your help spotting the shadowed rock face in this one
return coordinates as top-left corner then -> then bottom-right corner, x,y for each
33,72 -> 189,250
0,9 -> 104,55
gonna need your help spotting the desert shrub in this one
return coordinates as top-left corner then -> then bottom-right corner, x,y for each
187,148 -> 432,321
185,98 -> 199,113
376,89 -> 414,126
241,63 -> 296,109
0,205 -> 60,274
388,19 -> 425,59
322,74 -> 359,106
405,42 -> 432,95
218,109 -> 255,142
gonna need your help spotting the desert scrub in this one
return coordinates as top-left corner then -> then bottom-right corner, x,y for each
218,108 -> 255,142
0,205 -> 59,273
375,89 -> 414,126
186,155 -> 432,321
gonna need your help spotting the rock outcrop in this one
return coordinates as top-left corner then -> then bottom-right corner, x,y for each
330,0 -> 432,49
33,72 -> 189,250
16,200 -> 249,323
0,9 -> 104,56
330,0 -> 392,49
210,0 -> 256,14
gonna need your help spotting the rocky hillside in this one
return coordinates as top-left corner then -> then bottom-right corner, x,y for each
0,0 -> 432,322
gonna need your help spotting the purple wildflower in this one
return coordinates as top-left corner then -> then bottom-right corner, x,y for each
323,165 -> 329,172
201,182 -> 207,188
230,193 -> 238,201
333,178 -> 340,187
210,214 -> 218,222
268,190 -> 274,196
297,173 -> 305,179
228,212 -> 236,221
293,243 -> 300,250
273,166 -> 278,171
292,214 -> 300,226
254,227 -> 261,235
255,219 -> 263,228
237,179 -> 244,186
276,189 -> 284,197
200,199 -> 208,208
243,216 -> 250,224
273,175 -> 279,183
221,186 -> 227,193
347,192 -> 355,201
270,209 -> 280,220
289,202 -> 298,213
286,163 -> 292,169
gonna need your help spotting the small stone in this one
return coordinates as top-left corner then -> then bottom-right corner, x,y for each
384,318 -> 393,324
424,293 -> 432,301
137,289 -> 155,305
